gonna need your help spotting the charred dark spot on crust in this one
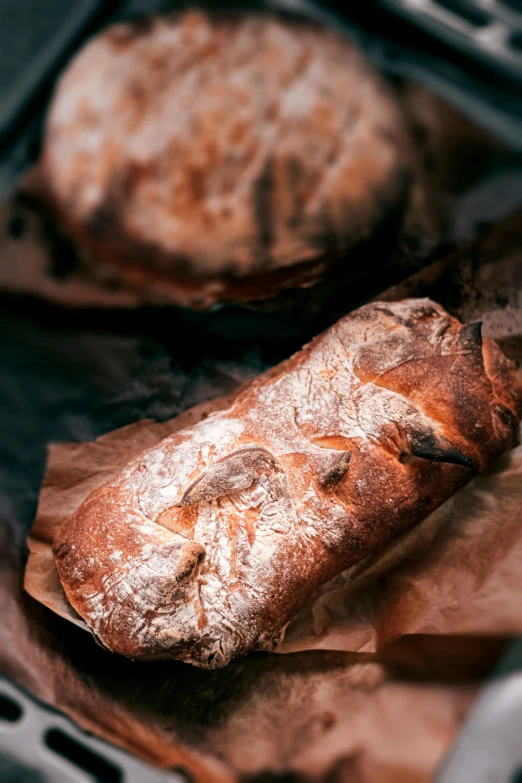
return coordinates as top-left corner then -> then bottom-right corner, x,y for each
374,306 -> 396,319
493,403 -> 520,445
53,540 -> 70,560
175,547 -> 205,581
408,430 -> 474,469
458,321 -> 483,354
387,313 -> 410,328
319,451 -> 351,489
385,303 -> 440,329
253,157 -> 275,266
411,303 -> 439,319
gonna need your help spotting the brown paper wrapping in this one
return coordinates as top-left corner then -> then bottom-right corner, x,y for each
10,213 -> 520,781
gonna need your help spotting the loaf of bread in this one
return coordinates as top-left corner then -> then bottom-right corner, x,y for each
53,299 -> 522,667
43,10 -> 412,308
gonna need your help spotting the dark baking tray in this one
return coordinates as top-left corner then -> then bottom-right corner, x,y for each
1,4 -> 522,781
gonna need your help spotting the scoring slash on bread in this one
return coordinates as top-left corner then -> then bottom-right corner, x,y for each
53,299 -> 522,668
43,10 -> 413,308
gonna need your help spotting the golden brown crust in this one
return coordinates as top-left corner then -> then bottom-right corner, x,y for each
53,299 -> 521,667
43,10 -> 412,307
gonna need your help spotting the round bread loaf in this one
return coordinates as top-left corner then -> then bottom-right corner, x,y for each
44,10 -> 413,307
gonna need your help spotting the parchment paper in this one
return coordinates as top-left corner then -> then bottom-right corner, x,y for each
12,212 -> 521,782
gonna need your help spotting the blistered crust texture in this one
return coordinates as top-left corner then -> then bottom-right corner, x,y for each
43,10 -> 411,305
53,299 -> 522,667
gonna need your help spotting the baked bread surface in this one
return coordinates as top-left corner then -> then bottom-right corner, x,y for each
43,10 -> 412,307
53,299 -> 522,666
